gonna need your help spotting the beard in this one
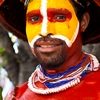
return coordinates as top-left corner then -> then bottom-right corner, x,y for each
35,48 -> 66,70
33,36 -> 67,70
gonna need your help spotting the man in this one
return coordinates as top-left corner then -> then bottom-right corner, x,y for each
5,0 -> 100,99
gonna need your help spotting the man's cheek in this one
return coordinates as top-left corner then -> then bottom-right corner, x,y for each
55,22 -> 75,40
30,47 -> 36,57
26,23 -> 42,42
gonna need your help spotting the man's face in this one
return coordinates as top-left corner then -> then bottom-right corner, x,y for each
26,0 -> 80,70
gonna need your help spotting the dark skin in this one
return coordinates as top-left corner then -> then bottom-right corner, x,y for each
33,12 -> 90,74
26,0 -> 90,74
56,12 -> 90,72
4,11 -> 90,100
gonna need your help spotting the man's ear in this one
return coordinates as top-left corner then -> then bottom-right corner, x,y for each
80,12 -> 90,32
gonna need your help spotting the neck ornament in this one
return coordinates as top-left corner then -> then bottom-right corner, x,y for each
28,53 -> 100,94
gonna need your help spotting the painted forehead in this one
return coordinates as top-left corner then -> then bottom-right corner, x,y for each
26,0 -> 76,14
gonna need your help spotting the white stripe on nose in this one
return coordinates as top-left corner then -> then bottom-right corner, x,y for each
40,0 -> 48,36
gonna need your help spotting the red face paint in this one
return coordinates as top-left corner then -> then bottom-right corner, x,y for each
26,10 -> 43,24
47,8 -> 72,22
26,8 -> 72,24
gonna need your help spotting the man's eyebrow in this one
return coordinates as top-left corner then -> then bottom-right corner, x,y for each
26,10 -> 41,17
47,8 -> 71,14
26,9 -> 71,18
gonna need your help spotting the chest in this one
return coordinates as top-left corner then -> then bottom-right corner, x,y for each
21,79 -> 100,100
9,71 -> 100,100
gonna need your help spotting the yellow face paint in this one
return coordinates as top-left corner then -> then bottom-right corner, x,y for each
26,0 -> 79,47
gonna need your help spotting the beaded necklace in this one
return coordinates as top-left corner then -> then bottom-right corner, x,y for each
28,53 -> 100,95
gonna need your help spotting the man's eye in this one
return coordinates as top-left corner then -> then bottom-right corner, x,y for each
54,15 -> 66,21
29,16 -> 41,23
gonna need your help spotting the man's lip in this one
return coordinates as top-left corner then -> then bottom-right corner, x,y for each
40,45 -> 57,48
35,40 -> 64,47
34,37 -> 66,52
36,44 -> 62,52
34,42 -> 63,52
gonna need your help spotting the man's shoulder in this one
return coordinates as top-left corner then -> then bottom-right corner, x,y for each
7,69 -> 100,100
83,68 -> 100,80
17,82 -> 28,91
7,82 -> 28,99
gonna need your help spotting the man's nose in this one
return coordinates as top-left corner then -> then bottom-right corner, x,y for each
39,21 -> 56,36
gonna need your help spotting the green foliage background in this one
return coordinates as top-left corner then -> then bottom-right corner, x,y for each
0,87 -> 3,100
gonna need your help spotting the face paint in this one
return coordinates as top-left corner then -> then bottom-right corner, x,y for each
26,0 -> 79,48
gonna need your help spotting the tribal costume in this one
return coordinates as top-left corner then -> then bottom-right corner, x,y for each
7,53 -> 100,100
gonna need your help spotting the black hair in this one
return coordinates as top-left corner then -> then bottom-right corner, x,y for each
69,0 -> 93,21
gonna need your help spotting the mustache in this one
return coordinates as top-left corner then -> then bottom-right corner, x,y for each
34,36 -> 66,45
29,34 -> 69,48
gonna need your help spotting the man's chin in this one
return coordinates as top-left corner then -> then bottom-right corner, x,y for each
38,57 -> 65,70
40,63 -> 61,70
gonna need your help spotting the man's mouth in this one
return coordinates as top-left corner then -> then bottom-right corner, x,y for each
33,37 -> 66,52
35,44 -> 62,52
40,44 -> 60,48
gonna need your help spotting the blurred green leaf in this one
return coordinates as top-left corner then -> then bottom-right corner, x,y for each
0,86 -> 3,100
0,47 -> 8,66
0,48 -> 5,56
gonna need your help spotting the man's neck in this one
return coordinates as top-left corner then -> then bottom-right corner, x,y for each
46,51 -> 89,74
